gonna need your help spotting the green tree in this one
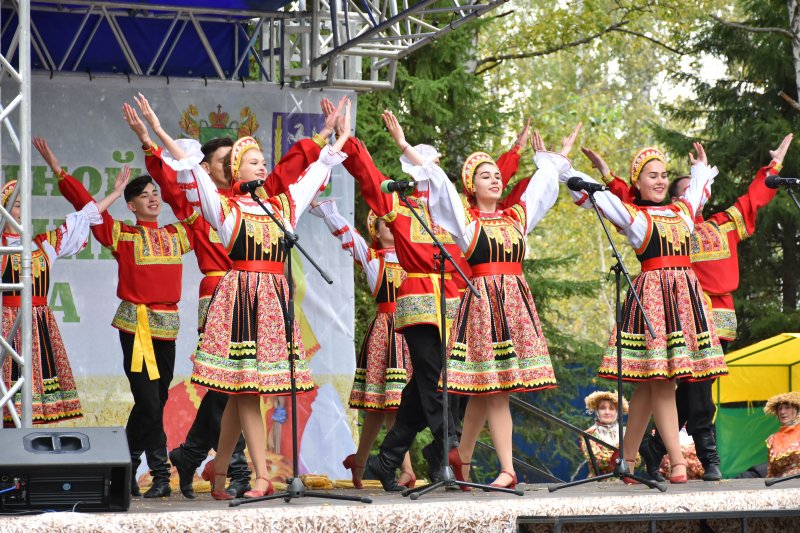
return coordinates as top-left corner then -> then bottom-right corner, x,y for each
654,0 -> 800,349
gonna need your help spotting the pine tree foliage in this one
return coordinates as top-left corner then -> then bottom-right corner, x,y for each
654,0 -> 800,349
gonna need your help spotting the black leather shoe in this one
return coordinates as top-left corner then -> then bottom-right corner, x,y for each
702,463 -> 722,481
226,478 -> 252,498
168,447 -> 197,499
366,455 -> 403,492
422,443 -> 443,484
638,436 -> 666,482
143,482 -> 172,498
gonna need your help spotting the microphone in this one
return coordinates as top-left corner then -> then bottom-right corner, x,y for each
765,175 -> 800,189
566,176 -> 609,193
380,180 -> 416,194
233,179 -> 265,195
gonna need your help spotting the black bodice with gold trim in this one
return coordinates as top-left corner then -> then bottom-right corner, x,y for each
634,204 -> 693,263
466,212 -> 526,266
2,242 -> 50,298
374,260 -> 404,304
228,212 -> 288,263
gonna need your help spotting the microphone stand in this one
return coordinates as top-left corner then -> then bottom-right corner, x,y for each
765,472 -> 800,487
549,189 -> 667,492
232,191 -> 371,507
393,189 -> 524,499
786,188 -> 800,212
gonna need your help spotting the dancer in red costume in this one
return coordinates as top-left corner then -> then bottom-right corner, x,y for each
139,95 -> 352,499
562,142 -> 727,484
417,122 -> 576,489
581,134 -> 791,481
35,137 -> 199,498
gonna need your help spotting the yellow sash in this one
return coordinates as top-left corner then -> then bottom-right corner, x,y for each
131,304 -> 160,380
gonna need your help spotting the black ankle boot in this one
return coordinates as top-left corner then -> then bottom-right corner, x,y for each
638,436 -> 666,482
226,438 -> 252,497
422,443 -> 443,484
168,446 -> 197,499
369,422 -> 416,492
143,447 -> 172,498
694,430 -> 722,481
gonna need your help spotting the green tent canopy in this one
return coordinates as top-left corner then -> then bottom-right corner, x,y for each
712,333 -> 800,477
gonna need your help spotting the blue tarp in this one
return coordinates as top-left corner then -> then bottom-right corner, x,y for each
3,1 -> 294,78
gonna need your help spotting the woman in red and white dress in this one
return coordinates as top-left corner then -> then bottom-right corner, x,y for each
397,118 -> 577,489
138,95 -> 352,499
562,143 -> 727,484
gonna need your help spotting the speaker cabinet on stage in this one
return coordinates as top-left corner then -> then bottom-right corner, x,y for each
0,427 -> 131,512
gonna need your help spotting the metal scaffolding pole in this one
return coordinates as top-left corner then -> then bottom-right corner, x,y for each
0,0 -> 32,428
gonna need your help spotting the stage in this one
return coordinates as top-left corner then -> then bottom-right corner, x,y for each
2,478 -> 799,532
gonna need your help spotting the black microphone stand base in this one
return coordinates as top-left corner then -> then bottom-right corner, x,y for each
548,461 -> 667,493
765,473 -> 800,487
230,477 -> 373,506
402,465 -> 524,500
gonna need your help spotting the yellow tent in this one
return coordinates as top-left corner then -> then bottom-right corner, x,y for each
712,333 -> 800,476
713,333 -> 800,403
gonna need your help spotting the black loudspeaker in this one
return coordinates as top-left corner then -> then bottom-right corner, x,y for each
0,427 -> 131,512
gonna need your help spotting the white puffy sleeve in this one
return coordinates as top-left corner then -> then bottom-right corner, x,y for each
285,146 -> 347,225
564,168 -> 650,250
310,200 -> 382,291
519,151 -> 568,234
159,138 -> 206,208
680,162 -> 718,223
42,202 -> 103,260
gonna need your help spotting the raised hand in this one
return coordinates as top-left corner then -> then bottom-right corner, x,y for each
332,99 -> 352,152
514,118 -> 532,152
560,122 -> 582,158
581,146 -> 610,177
321,96 -> 346,137
114,165 -> 131,195
32,137 -> 63,175
688,141 -> 707,166
769,133 -> 794,164
133,93 -> 162,133
122,103 -> 152,146
530,130 -> 546,152
381,109 -> 406,149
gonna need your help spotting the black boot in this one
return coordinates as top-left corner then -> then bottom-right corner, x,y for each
694,430 -> 722,481
422,442 -> 443,484
130,449 -> 143,497
226,436 -> 252,497
638,435 -> 666,482
168,446 -> 198,499
143,447 -> 172,498
367,422 -> 416,492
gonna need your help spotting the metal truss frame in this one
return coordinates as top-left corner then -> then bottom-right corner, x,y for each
1,0 -> 507,90
0,0 -> 32,428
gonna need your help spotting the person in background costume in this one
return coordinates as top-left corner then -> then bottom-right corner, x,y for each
310,197 -> 416,489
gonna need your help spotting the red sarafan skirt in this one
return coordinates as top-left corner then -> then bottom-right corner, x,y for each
599,267 -> 727,382
191,270 -> 314,395
349,311 -> 411,411
444,273 -> 557,395
3,305 -> 82,424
